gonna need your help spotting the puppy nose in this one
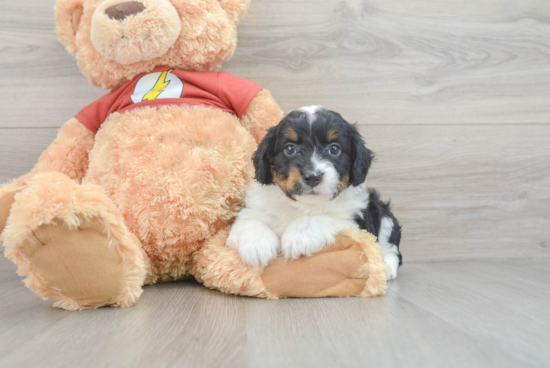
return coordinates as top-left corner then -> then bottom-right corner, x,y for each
303,172 -> 323,187
105,1 -> 146,21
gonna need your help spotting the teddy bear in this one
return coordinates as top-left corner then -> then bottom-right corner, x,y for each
0,0 -> 389,310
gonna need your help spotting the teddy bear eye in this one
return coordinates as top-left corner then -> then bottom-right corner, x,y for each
285,144 -> 297,156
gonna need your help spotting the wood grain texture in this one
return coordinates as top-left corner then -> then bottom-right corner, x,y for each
2,125 -> 548,262
0,0 -> 105,128
361,124 -> 550,262
0,128 -> 58,183
230,0 -> 550,124
1,0 -> 550,127
1,259 -> 549,368
1,2 -> 549,366
1,0 -> 550,260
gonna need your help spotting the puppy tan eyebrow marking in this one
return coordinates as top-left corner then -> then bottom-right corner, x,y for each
327,129 -> 338,141
286,128 -> 299,142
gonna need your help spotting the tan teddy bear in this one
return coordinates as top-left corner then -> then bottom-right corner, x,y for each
0,0 -> 389,310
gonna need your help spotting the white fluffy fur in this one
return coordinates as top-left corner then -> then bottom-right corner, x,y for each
378,216 -> 400,279
297,105 -> 323,124
226,181 -> 369,268
230,220 -> 280,268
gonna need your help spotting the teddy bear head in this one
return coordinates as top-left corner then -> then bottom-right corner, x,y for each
56,0 -> 250,89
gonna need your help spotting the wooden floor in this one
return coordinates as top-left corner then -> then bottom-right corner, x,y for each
0,257 -> 548,368
1,0 -> 550,367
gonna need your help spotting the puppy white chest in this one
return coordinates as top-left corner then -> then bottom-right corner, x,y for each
246,182 -> 368,236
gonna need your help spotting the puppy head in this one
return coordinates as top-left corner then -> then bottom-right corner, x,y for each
253,106 -> 373,204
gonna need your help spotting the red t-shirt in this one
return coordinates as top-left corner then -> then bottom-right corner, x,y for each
75,67 -> 263,134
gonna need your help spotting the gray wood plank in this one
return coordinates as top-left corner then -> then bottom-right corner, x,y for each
0,128 -> 58,183
242,283 -> 532,368
0,266 -> 75,360
361,124 -> 550,262
0,0 -> 105,127
2,0 -> 550,127
1,0 -> 549,366
396,261 -> 550,366
2,125 -> 549,262
230,0 -> 550,124
0,253 -> 14,269
1,260 -> 549,368
0,275 -> 247,368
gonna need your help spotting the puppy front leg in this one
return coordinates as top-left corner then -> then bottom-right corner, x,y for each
227,219 -> 280,268
281,216 -> 348,260
378,216 -> 401,280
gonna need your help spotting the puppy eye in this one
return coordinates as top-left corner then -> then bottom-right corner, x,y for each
285,144 -> 297,156
328,144 -> 341,156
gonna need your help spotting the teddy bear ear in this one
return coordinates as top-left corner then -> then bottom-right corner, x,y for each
55,0 -> 85,55
218,0 -> 251,24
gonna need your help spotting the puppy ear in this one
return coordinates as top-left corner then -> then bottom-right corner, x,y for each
253,126 -> 277,185
55,0 -> 85,55
349,126 -> 374,186
218,0 -> 251,24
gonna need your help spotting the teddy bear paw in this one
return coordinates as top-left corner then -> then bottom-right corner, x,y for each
18,217 -> 130,309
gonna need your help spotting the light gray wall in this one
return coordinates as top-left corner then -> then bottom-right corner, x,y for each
1,0 -> 549,262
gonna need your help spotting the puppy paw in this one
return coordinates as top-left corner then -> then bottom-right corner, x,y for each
281,216 -> 338,259
281,230 -> 325,259
237,227 -> 280,268
384,253 -> 400,280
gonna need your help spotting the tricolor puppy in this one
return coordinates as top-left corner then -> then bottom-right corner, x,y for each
226,106 -> 402,279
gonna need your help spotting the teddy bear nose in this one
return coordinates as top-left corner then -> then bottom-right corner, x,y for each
105,1 -> 146,21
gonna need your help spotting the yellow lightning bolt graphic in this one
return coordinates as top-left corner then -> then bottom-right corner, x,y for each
142,68 -> 175,101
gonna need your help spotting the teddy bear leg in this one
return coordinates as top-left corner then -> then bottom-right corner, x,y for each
190,228 -> 277,299
2,172 -> 148,310
0,183 -> 19,234
0,177 -> 32,234
191,228 -> 390,299
261,229 -> 391,298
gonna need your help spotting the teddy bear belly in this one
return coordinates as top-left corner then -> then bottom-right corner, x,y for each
83,105 -> 257,277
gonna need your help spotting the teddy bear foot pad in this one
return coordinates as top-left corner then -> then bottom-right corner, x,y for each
2,172 -> 147,310
20,219 -> 127,307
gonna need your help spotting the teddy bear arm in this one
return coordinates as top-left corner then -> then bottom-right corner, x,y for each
31,118 -> 95,182
0,118 -> 94,233
240,90 -> 284,144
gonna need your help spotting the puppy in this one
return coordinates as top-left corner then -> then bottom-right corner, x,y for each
226,106 -> 402,279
